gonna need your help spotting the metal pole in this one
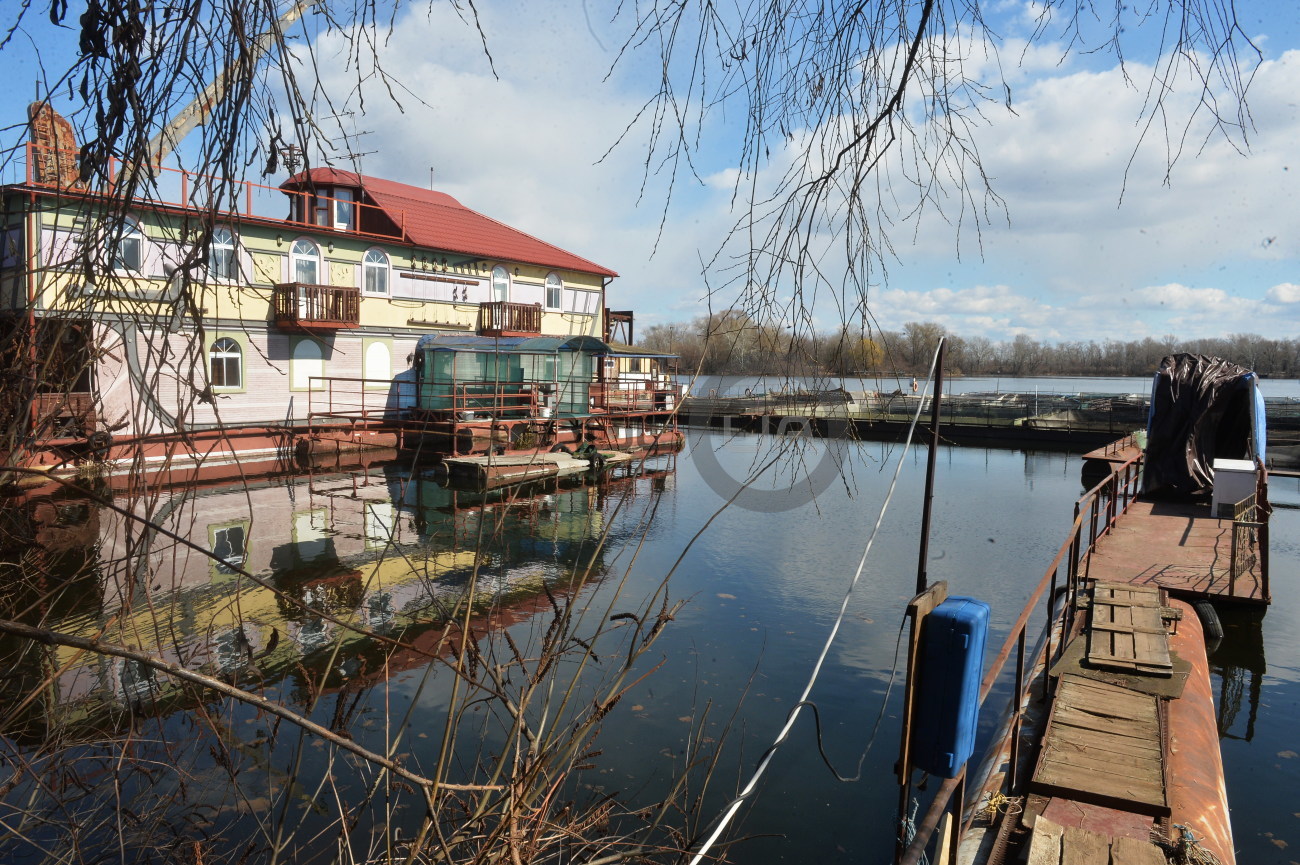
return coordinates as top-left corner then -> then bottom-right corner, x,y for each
915,338 -> 946,596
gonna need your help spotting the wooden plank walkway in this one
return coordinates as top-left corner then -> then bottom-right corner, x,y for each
1083,499 -> 1267,603
1030,675 -> 1168,817
1086,583 -> 1173,676
1027,815 -> 1167,865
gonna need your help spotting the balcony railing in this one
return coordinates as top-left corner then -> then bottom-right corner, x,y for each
590,382 -> 679,413
478,301 -> 542,336
272,283 -> 361,330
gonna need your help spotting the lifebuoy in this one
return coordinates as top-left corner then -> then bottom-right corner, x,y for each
87,431 -> 113,451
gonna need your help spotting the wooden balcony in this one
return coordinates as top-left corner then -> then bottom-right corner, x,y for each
478,301 -> 542,337
273,283 -> 361,330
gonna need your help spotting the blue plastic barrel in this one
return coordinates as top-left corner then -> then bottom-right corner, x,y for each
909,596 -> 990,778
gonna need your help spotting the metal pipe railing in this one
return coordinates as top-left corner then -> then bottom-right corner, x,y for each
899,449 -> 1143,864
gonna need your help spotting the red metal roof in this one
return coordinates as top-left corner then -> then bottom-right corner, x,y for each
281,168 -> 617,278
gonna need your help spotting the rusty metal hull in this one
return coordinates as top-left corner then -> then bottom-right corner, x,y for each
1165,599 -> 1235,863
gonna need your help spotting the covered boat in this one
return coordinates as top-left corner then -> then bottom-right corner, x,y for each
1143,353 -> 1267,497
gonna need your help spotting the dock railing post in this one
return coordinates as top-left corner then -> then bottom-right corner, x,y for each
1067,501 -> 1082,633
915,339 -> 945,596
1010,628 -> 1026,788
894,581 -> 949,863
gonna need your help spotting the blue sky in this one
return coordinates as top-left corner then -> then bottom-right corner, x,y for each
3,0 -> 1299,344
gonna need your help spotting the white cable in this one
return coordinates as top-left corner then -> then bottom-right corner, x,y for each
687,345 -> 942,865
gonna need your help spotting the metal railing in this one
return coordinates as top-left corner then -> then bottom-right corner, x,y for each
477,301 -> 542,335
18,142 -> 408,242
32,392 -> 97,439
306,377 -> 416,425
679,391 -> 1149,434
272,283 -> 361,329
591,382 -> 681,414
899,449 -> 1145,864
1229,489 -> 1268,601
442,383 -> 539,420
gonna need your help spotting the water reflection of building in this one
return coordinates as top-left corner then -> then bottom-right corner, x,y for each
0,456 -> 675,740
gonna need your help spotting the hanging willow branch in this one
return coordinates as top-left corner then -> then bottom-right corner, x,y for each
0,616 -> 501,793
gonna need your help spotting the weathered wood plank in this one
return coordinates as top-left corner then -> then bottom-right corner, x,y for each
1042,724 -> 1162,759
1036,749 -> 1163,789
1088,582 -> 1173,672
1097,582 -> 1161,594
1026,815 -> 1064,865
1036,760 -> 1163,800
1111,834 -> 1169,865
1052,706 -> 1158,741
1030,676 -> 1168,817
1061,825 -> 1111,865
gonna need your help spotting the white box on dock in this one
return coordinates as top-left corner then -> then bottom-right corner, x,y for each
1211,458 -> 1256,518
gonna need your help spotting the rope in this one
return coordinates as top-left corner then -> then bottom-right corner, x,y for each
1152,824 -> 1225,865
684,346 -> 942,865
978,792 -> 1022,823
900,798 -> 929,865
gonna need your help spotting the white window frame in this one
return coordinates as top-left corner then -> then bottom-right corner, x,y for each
290,238 -> 320,285
114,219 -> 144,272
492,265 -> 510,303
209,226 -> 237,281
334,189 -> 356,231
545,272 -> 562,310
209,336 -> 243,390
363,248 -> 390,295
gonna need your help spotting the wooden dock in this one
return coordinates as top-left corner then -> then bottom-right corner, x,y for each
439,450 -> 636,489
1012,482 -> 1257,863
1083,498 -> 1268,604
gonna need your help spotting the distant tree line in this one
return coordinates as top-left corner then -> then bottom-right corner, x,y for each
642,312 -> 1300,378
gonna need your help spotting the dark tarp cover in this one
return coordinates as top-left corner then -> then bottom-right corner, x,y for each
1143,353 -> 1265,496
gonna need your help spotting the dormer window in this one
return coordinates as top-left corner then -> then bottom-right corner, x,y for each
333,189 -> 355,231
296,186 -> 357,231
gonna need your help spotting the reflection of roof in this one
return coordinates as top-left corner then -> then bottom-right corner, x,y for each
281,168 -> 617,278
415,334 -> 612,354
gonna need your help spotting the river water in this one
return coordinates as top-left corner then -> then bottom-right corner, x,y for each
1,382 -> 1298,862
688,372 -> 1300,399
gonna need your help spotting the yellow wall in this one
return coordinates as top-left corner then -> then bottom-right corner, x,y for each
30,203 -> 609,339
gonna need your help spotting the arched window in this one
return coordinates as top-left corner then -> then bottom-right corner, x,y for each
291,238 -> 320,284
210,227 -> 237,280
210,337 -> 242,389
114,219 -> 143,271
291,338 -> 324,390
545,272 -> 562,310
364,340 -> 391,383
492,265 -> 510,303
363,248 -> 389,295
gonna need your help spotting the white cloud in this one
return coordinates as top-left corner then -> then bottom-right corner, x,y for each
284,7 -> 1300,344
1266,283 -> 1300,303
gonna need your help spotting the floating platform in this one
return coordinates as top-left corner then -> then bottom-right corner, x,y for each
438,450 -> 636,489
1084,498 -> 1268,604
